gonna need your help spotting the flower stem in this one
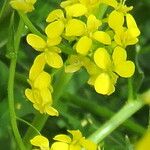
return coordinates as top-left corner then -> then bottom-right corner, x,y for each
63,93 -> 145,135
18,11 -> 46,39
88,91 -> 150,143
7,18 -> 26,150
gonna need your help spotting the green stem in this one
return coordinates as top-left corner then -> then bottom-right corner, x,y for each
18,11 -> 46,39
8,19 -> 26,150
128,78 -> 134,101
63,93 -> 145,135
23,69 -> 72,149
0,0 -> 9,22
16,116 -> 41,135
88,91 -> 150,143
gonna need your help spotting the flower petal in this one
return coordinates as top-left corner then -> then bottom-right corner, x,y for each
47,37 -> 62,46
27,34 -> 46,51
94,48 -> 111,70
53,134 -> 71,143
67,130 -> 82,141
30,135 -> 49,149
65,4 -> 87,17
33,71 -> 51,89
65,19 -> 86,36
87,14 -> 102,31
94,73 -> 114,95
108,10 -> 124,31
45,105 -> 59,116
25,88 -> 34,103
76,36 -> 92,55
51,142 -> 69,150
10,0 -> 35,13
45,51 -> 63,68
29,54 -> 46,81
112,46 -> 127,65
40,88 -> 53,105
93,31 -> 111,45
45,20 -> 64,38
46,9 -> 64,22
115,61 -> 135,78
126,13 -> 140,37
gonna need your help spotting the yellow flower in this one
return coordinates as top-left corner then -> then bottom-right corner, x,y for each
46,9 -> 87,38
105,0 -> 140,47
27,34 -> 63,68
101,0 -> 133,14
75,14 -> 111,55
10,0 -> 36,13
93,46 -> 135,95
65,54 -> 98,76
108,11 -> 140,47
30,130 -> 97,150
25,55 -> 58,116
135,131 -> 150,150
51,130 -> 97,150
30,135 -> 50,150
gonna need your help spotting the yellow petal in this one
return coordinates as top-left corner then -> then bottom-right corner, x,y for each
40,88 -> 53,105
33,71 -> 51,89
45,51 -> 63,68
45,20 -> 64,38
69,144 -> 81,150
25,88 -> 34,103
65,65 -> 81,73
53,134 -> 71,143
108,10 -> 124,31
45,105 -> 59,116
94,73 -> 113,95
65,19 -> 86,36
87,14 -> 102,31
112,46 -> 127,65
76,36 -> 92,55
65,55 -> 82,73
93,31 -> 111,45
10,1 -> 35,13
47,37 -> 62,46
80,138 -> 97,150
125,35 -> 139,46
51,142 -> 69,150
27,34 -> 46,51
126,13 -> 140,37
65,4 -> 87,17
29,54 -> 46,81
94,48 -> 111,70
46,9 -> 64,22
32,89 -> 42,104
115,61 -> 135,78
67,130 -> 82,141
30,135 -> 49,149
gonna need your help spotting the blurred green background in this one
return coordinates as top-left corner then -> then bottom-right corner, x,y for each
0,0 -> 150,149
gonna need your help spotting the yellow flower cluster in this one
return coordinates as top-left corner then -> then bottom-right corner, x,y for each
30,130 -> 97,150
10,0 -> 140,112
25,19 -> 65,115
61,0 -> 140,95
